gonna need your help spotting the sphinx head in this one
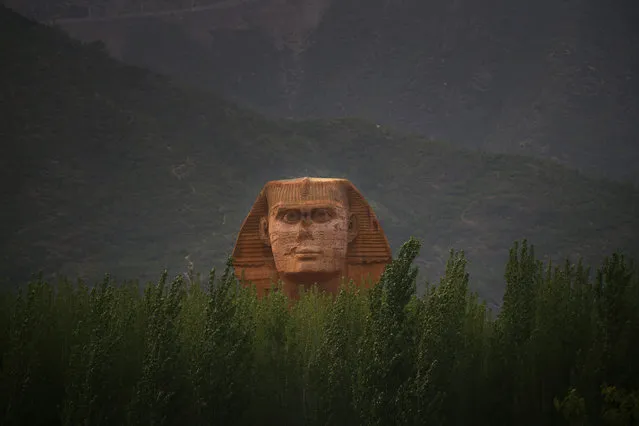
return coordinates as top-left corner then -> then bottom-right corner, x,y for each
232,177 -> 391,296
259,178 -> 358,281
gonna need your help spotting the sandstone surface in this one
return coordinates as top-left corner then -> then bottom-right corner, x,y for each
232,177 -> 392,298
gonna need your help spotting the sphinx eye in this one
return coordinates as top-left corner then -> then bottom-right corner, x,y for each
281,210 -> 301,224
312,208 -> 333,223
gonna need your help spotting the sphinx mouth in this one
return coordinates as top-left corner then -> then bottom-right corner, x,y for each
294,248 -> 322,256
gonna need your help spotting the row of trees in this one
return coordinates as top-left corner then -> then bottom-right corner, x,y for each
1,238 -> 638,425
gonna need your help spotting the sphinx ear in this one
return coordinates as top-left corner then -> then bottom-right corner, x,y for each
259,216 -> 271,246
347,213 -> 359,243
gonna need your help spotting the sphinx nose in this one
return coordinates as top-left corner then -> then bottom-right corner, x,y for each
296,223 -> 313,241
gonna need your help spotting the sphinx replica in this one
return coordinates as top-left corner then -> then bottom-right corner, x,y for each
232,177 -> 393,298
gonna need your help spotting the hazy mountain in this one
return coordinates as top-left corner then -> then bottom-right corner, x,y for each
2,6 -> 638,308
12,0 -> 638,183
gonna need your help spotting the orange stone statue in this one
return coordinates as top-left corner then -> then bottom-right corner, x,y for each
232,177 -> 393,298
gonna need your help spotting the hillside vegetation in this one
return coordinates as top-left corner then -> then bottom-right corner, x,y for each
1,6 -> 639,305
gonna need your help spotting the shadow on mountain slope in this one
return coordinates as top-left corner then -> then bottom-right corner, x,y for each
1,6 -> 638,307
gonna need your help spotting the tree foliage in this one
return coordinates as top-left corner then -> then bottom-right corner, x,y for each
1,238 -> 638,425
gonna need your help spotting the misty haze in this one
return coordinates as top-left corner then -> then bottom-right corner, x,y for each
1,1 -> 638,425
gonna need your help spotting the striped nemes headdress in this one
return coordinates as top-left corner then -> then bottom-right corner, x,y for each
232,177 -> 392,274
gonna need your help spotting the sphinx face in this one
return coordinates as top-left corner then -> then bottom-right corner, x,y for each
232,177 -> 390,297
266,202 -> 351,278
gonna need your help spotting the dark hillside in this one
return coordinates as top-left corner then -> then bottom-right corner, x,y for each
70,0 -> 639,182
1,6 -> 638,306
296,0 -> 639,178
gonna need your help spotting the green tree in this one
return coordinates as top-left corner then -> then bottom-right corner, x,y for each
193,259 -> 255,425
130,272 -> 188,426
353,237 -> 421,425
61,275 -> 137,425
313,281 -> 367,425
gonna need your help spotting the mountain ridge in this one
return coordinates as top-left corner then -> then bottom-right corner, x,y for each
2,6 -> 638,308
24,0 -> 638,183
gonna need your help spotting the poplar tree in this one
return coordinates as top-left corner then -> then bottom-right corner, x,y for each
353,237 -> 420,425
